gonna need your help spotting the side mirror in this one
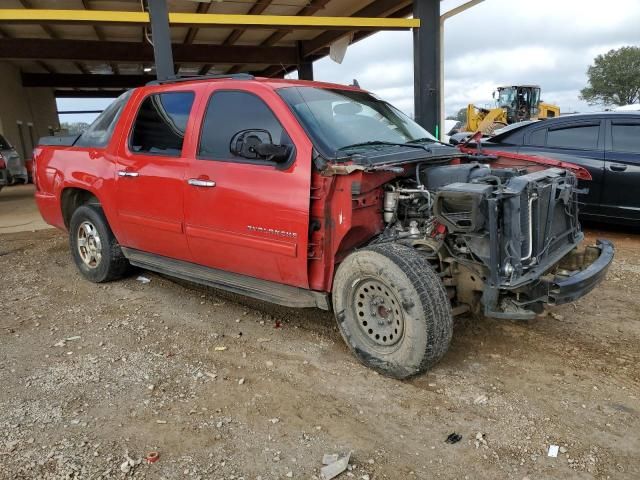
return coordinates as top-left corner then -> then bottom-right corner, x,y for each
230,129 -> 291,163
254,143 -> 291,163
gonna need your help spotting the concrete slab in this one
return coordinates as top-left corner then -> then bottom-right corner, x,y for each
0,184 -> 52,233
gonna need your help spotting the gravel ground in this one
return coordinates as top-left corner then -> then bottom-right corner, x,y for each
0,224 -> 639,480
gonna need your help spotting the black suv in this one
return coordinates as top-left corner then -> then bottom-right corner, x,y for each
481,112 -> 640,225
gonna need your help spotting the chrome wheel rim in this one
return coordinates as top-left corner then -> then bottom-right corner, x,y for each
353,278 -> 404,347
77,221 -> 102,269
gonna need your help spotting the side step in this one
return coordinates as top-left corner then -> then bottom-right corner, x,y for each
122,248 -> 330,310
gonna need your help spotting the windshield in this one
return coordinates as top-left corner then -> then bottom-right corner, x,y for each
278,86 -> 436,156
497,87 -> 516,109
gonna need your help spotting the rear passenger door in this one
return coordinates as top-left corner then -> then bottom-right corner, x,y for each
115,88 -> 196,260
602,118 -> 640,221
520,120 -> 605,214
183,85 -> 313,288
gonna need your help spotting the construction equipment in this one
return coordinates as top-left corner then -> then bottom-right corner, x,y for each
463,85 -> 560,134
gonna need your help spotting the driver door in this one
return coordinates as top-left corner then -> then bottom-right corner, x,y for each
183,84 -> 312,288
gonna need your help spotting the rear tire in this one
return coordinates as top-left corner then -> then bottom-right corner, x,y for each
69,204 -> 130,283
332,243 -> 453,379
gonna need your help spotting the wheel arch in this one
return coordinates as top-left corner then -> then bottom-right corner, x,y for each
324,225 -> 380,293
60,187 -> 102,229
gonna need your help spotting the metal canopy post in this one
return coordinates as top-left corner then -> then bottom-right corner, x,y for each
296,41 -> 314,81
413,0 -> 440,135
147,0 -> 175,81
439,0 -> 484,139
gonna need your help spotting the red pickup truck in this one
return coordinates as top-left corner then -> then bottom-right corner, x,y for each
34,74 -> 613,379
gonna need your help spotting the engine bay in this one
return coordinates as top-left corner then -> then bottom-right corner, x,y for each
374,161 -> 583,318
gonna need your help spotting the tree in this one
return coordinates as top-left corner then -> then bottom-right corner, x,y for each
580,46 -> 640,106
446,107 -> 467,123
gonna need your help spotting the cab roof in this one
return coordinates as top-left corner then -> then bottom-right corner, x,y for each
146,73 -> 364,93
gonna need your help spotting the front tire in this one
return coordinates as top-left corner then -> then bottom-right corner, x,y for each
69,205 -> 130,283
332,243 -> 452,379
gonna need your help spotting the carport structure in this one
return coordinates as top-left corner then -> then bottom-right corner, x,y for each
0,0 -> 445,157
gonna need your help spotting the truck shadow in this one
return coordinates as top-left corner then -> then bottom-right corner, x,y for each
161,274 -> 337,334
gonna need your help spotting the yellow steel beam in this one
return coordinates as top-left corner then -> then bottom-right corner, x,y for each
0,9 -> 420,30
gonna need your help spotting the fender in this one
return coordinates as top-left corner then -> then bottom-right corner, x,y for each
36,146 -> 125,239
459,145 -> 592,181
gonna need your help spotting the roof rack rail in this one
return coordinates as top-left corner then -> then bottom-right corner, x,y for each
146,73 -> 254,86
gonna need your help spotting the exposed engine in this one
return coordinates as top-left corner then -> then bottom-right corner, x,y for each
378,163 -> 503,255
376,162 -> 582,318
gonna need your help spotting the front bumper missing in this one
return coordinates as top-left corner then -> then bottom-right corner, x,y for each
483,239 -> 614,319
542,239 -> 614,305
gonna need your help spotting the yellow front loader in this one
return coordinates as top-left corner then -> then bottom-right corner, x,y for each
464,104 -> 508,134
463,85 -> 560,134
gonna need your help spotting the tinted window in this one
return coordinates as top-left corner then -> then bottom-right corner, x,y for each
130,92 -> 194,156
490,121 -> 539,145
611,123 -> 640,153
75,90 -> 132,148
0,134 -> 11,150
199,91 -> 287,161
547,123 -> 599,150
528,128 -> 546,146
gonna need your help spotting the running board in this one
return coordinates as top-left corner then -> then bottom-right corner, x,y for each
122,248 -> 330,310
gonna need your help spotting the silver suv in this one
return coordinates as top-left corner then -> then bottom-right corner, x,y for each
0,133 -> 27,191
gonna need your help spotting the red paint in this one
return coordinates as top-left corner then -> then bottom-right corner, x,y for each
33,77 -> 587,296
145,452 -> 160,464
432,223 -> 447,238
459,146 -> 593,181
181,81 -> 312,287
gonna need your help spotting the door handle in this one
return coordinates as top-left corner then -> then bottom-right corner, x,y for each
188,178 -> 216,187
609,164 -> 627,172
118,170 -> 140,177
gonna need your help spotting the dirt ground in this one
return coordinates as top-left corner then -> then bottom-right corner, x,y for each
0,186 -> 639,479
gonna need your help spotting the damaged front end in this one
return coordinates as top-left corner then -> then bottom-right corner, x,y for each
309,135 -> 612,320
437,166 -> 614,319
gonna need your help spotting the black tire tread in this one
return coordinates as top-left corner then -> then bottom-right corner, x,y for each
69,204 -> 130,283
365,243 -> 452,374
333,242 -> 453,378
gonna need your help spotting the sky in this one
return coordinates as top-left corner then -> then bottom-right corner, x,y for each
58,0 -> 640,124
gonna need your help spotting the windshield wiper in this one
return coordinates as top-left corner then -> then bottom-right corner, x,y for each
405,137 -> 453,147
405,137 -> 434,144
337,140 -> 428,151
